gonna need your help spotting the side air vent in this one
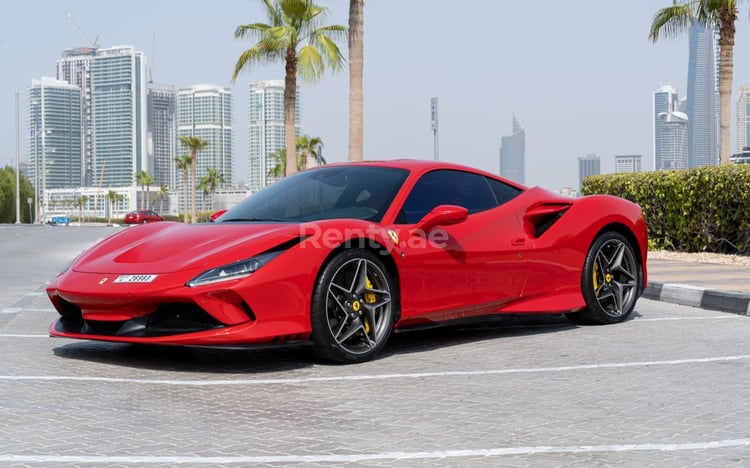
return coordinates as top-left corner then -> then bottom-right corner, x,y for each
523,203 -> 571,238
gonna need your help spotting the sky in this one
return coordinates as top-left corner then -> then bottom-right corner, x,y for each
2,0 -> 750,191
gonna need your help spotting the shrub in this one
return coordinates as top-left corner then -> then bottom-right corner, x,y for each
582,165 -> 750,254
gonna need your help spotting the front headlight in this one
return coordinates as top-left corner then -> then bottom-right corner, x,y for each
186,251 -> 282,287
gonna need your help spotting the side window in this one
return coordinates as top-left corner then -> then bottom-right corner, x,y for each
485,177 -> 522,205
398,170 -> 498,224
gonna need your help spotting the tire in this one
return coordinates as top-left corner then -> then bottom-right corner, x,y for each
567,231 -> 642,325
310,249 -> 396,363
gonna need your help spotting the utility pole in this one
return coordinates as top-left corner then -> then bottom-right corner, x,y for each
430,97 -> 439,161
15,92 -> 21,224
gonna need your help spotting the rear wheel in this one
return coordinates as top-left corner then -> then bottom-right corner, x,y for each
311,249 -> 395,363
567,231 -> 642,325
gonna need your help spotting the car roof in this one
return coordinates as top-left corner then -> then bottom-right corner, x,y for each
309,159 -> 528,190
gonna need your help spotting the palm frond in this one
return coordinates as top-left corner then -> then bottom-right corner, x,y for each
649,4 -> 694,41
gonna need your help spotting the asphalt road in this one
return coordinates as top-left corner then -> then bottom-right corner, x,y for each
1,224 -> 749,466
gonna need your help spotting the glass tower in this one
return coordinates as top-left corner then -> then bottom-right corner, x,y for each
147,83 -> 177,189
90,46 -> 148,188
56,47 -> 97,186
28,77 -> 82,220
178,84 -> 233,213
686,23 -> 719,168
57,46 -> 148,188
247,80 -> 301,192
499,114 -> 525,184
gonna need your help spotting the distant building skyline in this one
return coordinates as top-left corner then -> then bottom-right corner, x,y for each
499,114 -> 525,184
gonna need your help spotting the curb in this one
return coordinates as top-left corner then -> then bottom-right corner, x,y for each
643,282 -> 750,316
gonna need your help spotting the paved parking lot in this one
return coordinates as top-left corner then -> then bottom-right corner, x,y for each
1,225 -> 749,466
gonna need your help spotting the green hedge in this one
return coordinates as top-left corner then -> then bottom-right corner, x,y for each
582,165 -> 750,254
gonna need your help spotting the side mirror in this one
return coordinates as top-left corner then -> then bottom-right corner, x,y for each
412,205 -> 468,235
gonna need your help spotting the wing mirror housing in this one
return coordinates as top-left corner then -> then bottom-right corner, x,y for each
411,205 -> 468,235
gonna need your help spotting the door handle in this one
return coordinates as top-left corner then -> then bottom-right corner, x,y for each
511,238 -> 525,246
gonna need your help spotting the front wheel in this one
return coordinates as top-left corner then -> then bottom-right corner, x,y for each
310,249 -> 396,364
567,231 -> 642,325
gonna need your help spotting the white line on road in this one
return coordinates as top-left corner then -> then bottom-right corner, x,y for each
1,438 -> 748,464
0,334 -> 48,338
635,316 -> 745,321
1,355 -> 749,386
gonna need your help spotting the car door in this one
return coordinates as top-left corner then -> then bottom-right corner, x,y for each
392,170 -> 533,323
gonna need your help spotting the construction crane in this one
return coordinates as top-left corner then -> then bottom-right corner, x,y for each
66,11 -> 100,48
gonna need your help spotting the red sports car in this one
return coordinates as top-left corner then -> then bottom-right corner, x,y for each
123,210 -> 164,224
47,160 -> 648,363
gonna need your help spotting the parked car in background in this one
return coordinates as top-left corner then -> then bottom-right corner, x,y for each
46,215 -> 72,226
123,210 -> 164,225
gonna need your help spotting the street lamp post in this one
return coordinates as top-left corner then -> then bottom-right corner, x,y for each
15,92 -> 21,224
27,197 -> 32,224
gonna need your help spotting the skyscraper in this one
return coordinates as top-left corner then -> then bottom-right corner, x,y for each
653,84 -> 688,170
578,154 -> 600,191
247,80 -> 301,192
57,46 -> 148,188
686,23 -> 719,168
28,77 -> 82,220
147,83 -> 177,189
499,114 -> 525,184
56,47 -> 97,186
178,84 -> 233,212
91,46 -> 149,188
736,84 -> 750,153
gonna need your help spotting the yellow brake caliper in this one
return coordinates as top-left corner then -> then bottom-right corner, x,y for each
363,278 -> 377,334
593,262 -> 600,291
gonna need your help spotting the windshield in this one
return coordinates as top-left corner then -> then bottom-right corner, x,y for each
217,166 -> 409,223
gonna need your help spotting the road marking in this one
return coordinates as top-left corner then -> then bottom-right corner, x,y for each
1,438 -> 748,464
635,316 -> 743,322
0,308 -> 22,314
0,334 -> 48,338
1,355 -> 749,386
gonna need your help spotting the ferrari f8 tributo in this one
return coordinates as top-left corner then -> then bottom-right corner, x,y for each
47,160 -> 648,363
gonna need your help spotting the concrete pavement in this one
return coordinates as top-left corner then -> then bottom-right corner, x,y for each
645,255 -> 750,315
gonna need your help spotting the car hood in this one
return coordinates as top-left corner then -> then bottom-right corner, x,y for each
72,221 -> 302,274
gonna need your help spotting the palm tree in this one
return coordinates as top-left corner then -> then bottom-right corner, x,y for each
348,0 -> 364,161
135,170 -> 155,210
649,0 -> 740,165
267,135 -> 327,177
296,134 -> 324,169
179,136 -> 209,224
72,195 -> 88,223
175,154 -> 192,223
104,190 -> 124,225
232,0 -> 345,177
156,183 -> 168,214
199,168 -> 225,211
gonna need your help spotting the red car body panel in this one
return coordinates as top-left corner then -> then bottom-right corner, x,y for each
47,160 -> 648,347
